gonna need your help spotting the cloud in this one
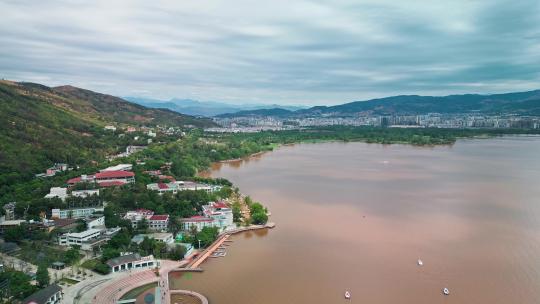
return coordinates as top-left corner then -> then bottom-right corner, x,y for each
1,0 -> 539,105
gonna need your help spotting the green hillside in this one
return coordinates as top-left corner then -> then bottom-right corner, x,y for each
0,80 -> 214,197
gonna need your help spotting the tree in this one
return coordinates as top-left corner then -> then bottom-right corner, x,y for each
251,211 -> 268,225
232,202 -> 242,223
75,219 -> 87,232
36,263 -> 50,287
0,270 -> 37,300
4,225 -> 24,243
64,246 -> 81,265
167,245 -> 186,260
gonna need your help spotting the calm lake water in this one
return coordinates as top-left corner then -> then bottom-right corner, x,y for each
170,136 -> 540,304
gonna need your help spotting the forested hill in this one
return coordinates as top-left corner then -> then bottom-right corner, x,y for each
221,89 -> 540,117
0,80 -> 214,196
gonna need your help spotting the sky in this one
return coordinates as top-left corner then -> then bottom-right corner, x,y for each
1,0 -> 539,106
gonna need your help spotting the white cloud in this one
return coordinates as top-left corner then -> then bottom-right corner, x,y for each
0,0 -> 539,105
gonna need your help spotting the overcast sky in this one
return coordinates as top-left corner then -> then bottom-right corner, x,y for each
1,0 -> 539,105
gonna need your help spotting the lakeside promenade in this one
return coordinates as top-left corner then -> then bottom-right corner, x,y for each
83,223 -> 275,303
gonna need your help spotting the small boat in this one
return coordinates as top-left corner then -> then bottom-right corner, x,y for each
344,291 -> 351,299
443,288 -> 450,295
417,259 -> 423,266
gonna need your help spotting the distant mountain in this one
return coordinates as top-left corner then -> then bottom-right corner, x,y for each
0,80 -> 215,189
124,96 -> 305,117
216,108 -> 293,118
221,90 -> 540,118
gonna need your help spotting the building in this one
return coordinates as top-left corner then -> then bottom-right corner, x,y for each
58,228 -> 103,246
58,227 -> 119,250
126,145 -> 146,154
124,209 -> 169,231
202,201 -> 234,230
180,201 -> 234,231
106,253 -> 157,273
0,220 -> 26,233
3,202 -> 16,220
100,164 -> 133,172
86,216 -> 105,228
94,170 -> 135,185
23,284 -> 63,304
104,125 -> 117,131
44,187 -> 68,201
131,233 -> 174,245
149,215 -> 169,231
146,181 -> 219,194
180,215 -> 215,231
51,207 -> 103,219
71,189 -> 100,198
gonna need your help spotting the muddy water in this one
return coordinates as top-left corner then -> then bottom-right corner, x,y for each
170,137 -> 540,304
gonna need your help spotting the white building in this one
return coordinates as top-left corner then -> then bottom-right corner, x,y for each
58,228 -> 102,246
180,201 -> 234,231
146,181 -> 219,194
124,209 -> 169,231
132,233 -> 174,245
51,207 -> 104,219
44,187 -> 68,201
100,164 -> 133,172
86,216 -> 105,228
180,216 -> 215,231
106,253 -> 157,273
71,189 -> 100,198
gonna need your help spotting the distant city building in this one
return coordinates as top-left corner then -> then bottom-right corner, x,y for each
71,189 -> 100,198
104,125 -> 117,131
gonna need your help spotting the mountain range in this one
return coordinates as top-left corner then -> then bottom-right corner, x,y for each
217,89 -> 540,118
124,96 -> 306,117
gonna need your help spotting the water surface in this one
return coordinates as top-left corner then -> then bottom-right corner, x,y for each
171,137 -> 540,304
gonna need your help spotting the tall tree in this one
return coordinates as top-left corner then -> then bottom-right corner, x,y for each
36,263 -> 50,287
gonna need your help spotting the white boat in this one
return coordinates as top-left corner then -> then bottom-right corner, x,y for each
443,288 -> 450,295
344,291 -> 351,299
417,259 -> 423,266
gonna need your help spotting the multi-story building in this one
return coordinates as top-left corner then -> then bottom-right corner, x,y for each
58,228 -> 102,246
180,201 -> 234,231
124,209 -> 169,231
146,181 -> 219,194
51,207 -> 104,219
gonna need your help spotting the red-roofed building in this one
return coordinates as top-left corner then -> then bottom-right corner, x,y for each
67,174 -> 95,185
98,181 -> 126,188
124,209 -> 168,231
148,214 -> 169,231
94,171 -> 135,184
158,175 -> 176,182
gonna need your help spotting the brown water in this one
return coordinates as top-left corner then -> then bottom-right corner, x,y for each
170,137 -> 540,304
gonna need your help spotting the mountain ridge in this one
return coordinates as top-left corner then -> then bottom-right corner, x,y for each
219,89 -> 540,118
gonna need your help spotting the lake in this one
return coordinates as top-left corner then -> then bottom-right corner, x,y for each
170,136 -> 540,304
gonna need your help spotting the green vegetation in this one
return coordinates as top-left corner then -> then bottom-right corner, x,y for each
16,242 -> 81,267
183,226 -> 220,248
0,270 -> 37,300
36,263 -> 50,287
81,259 -> 110,275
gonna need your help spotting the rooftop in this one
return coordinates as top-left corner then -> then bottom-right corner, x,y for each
95,170 -> 135,179
23,284 -> 62,304
106,253 -> 141,267
149,214 -> 169,221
